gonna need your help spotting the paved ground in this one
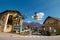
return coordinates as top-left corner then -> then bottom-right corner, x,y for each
0,32 -> 60,40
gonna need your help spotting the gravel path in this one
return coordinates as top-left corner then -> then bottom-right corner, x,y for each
0,32 -> 60,40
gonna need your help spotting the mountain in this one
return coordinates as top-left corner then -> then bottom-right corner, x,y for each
23,22 -> 43,30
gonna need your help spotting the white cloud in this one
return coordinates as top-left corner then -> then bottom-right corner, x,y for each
38,18 -> 43,20
27,21 -> 31,23
32,12 -> 45,20
32,16 -> 34,18
37,12 -> 45,20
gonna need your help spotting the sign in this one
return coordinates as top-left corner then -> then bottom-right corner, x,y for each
54,29 -> 56,32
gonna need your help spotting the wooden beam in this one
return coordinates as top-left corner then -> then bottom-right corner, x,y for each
4,14 -> 9,32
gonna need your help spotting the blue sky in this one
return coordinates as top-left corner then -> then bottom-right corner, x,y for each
0,0 -> 60,24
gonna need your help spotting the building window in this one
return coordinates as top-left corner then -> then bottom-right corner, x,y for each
7,15 -> 13,25
2,15 -> 7,23
48,20 -> 54,23
45,19 -> 54,24
49,26 -> 57,32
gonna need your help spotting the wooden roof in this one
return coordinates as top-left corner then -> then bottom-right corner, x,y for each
0,10 -> 26,19
0,10 -> 22,16
43,16 -> 60,24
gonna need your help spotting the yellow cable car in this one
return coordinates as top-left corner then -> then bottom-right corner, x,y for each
33,12 -> 38,20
